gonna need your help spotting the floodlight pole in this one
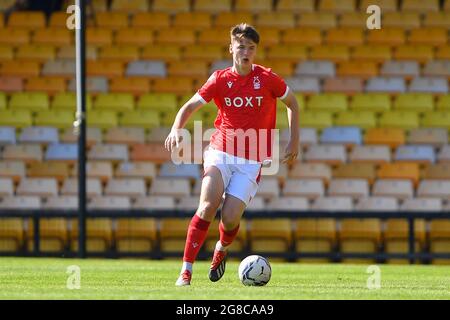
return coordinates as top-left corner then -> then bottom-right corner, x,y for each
75,0 -> 87,258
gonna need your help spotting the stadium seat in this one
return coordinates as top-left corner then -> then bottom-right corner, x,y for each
173,12 -> 212,30
16,178 -> 58,197
88,144 -> 129,162
337,61 -> 378,80
320,127 -> 362,145
133,196 -> 176,209
16,45 -> 56,63
34,110 -> 75,129
115,218 -> 157,253
421,111 -> 450,130
255,178 -> 280,200
424,163 -> 450,180
27,218 -> 69,253
137,93 -> 177,112
51,93 -> 92,111
18,127 -> 59,145
267,197 -> 309,211
436,95 -> 450,111
87,61 -> 123,79
194,0 -> 231,13
380,61 -> 420,80
423,61 -> 450,79
256,12 -> 295,30
8,11 -> 45,29
355,197 -> 399,211
0,126 -> 16,144
0,28 -> 30,46
289,163 -> 332,184
0,45 -> 13,62
299,111 -> 333,129
340,218 -> 381,263
104,127 -> 145,145
68,77 -> 109,94
183,45 -> 224,63
114,162 -> 156,182
95,12 -> 128,30
130,143 -> 172,164
280,127 -> 314,146
71,161 -> 113,183
366,77 -> 406,93
27,162 -> 70,183
367,27 -> 405,46
409,77 -> 448,94
153,0 -> 190,13
298,12 -> 337,30
93,93 -> 134,112
417,180 -> 450,200
60,127 -> 102,147
323,78 -> 364,94
333,163 -> 377,185
350,93 -> 391,112
89,196 -> 131,210
71,218 -> 113,252
141,46 -> 179,63
149,178 -> 191,199
0,161 -> 26,183
349,145 -> 391,164
148,127 -> 171,143
61,178 -> 103,197
115,28 -> 154,46
168,60 -> 208,80
394,93 -> 434,112
131,12 -> 170,29
429,220 -> 450,264
159,163 -> 201,180
0,196 -> 41,209
423,12 -> 450,28
408,28 -> 447,46
304,145 -> 347,164
276,0 -> 315,12
159,218 -> 191,255
152,78 -> 194,95
394,145 -> 436,164
42,60 -> 75,79
87,110 -> 118,129
156,29 -> 196,47
0,177 -> 13,196
235,0 -> 272,13
33,28 -> 72,47
99,45 -> 140,63
401,198 -> 442,211
0,77 -> 24,93
176,196 -> 200,211
311,197 -> 353,211
310,45 -> 350,63
9,93 -> 49,112
58,45 -> 98,60
2,144 -> 43,163
383,12 -> 421,29
248,218 -> 292,259
119,110 -> 160,129
328,179 -> 369,199
351,45 -> 392,63
111,0 -> 150,12
339,12 -> 370,28
104,178 -> 146,198
378,163 -> 420,185
282,28 -> 322,46
394,45 -> 434,64
379,111 -> 419,129
307,94 -> 348,112
365,128 -> 405,148
326,27 -> 364,47
0,218 -> 24,252
295,61 -> 335,78
335,111 -> 376,129
198,29 -> 230,46
285,77 -> 321,94
372,179 -> 414,199
86,28 -> 113,46
282,179 -> 324,200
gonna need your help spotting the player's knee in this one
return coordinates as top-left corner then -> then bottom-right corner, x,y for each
196,201 -> 218,220
220,215 -> 240,230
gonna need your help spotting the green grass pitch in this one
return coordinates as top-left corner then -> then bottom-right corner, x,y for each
0,257 -> 449,299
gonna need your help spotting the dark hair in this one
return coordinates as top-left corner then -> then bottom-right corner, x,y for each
230,23 -> 260,44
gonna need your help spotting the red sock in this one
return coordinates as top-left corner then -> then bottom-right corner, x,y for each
219,222 -> 240,247
183,215 -> 211,263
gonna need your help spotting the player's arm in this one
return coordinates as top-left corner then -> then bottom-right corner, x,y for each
280,90 -> 300,163
164,93 -> 204,152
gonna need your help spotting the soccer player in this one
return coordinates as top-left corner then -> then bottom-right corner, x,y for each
165,23 -> 300,286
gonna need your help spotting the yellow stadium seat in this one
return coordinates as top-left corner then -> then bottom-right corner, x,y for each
423,12 -> 450,28
310,45 -> 350,62
87,61 -> 123,79
115,28 -> 154,46
295,219 -> 336,263
71,218 -> 113,252
383,12 -> 421,29
277,0 -> 315,12
254,28 -> 280,48
9,92 -> 49,112
0,219 -> 24,252
169,60 -> 209,80
0,28 -> 30,46
435,45 -> 450,60
99,45 -> 139,63
152,77 -> 194,95
360,0 -> 398,11
436,95 -> 450,111
401,0 -> 439,12
333,163 -> 377,185
95,12 -> 128,30
298,12 -> 337,30
173,12 -> 212,30
93,93 -> 134,112
183,45 -> 223,62
350,93 -> 391,112
266,45 -> 308,62
57,45 -> 97,60
52,92 -> 93,110
0,92 -> 5,110
0,12 -> 3,27
325,27 -> 364,46
340,219 -> 381,263
197,28 -> 230,45
351,45 -> 392,63
379,111 -> 419,130
0,110 -> 32,128
27,162 -> 70,183
429,220 -> 450,265
34,110 -> 74,129
119,110 -> 160,129
87,110 -> 118,129
0,45 -> 13,62
25,77 -> 66,96
111,0 -> 149,12
235,0 -> 272,13
365,128 -> 405,148
264,60 -> 293,77
306,94 -> 348,112
337,61 -> 378,79
116,218 -> 157,253
141,44 -> 181,61
299,111 -> 333,129
335,111 -> 376,129
421,111 -> 450,130
378,162 -> 420,185
0,76 -> 23,93
339,12 -> 368,27
137,93 -> 178,112
131,12 -> 170,29
16,45 -> 56,62
156,28 -> 196,46
153,0 -> 190,13
27,218 -> 69,252
393,94 -> 434,112
109,78 -> 150,97
408,28 -> 447,46
49,12 -> 69,28
0,61 -> 40,78
214,12 -> 255,28
319,0 -> 355,12
249,219 -> 292,257
281,27 -> 321,46
367,28 -> 405,46
159,218 -> 190,254
256,12 -> 295,29
194,0 -> 231,13
8,11 -> 45,29
394,45 -> 434,63
86,28 -> 113,47
33,28 -> 72,46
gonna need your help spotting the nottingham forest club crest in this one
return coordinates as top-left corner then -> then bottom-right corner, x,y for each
253,76 -> 260,90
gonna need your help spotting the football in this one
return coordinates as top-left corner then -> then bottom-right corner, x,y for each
238,255 -> 272,286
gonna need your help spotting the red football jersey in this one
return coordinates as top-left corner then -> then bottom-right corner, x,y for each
197,64 -> 289,162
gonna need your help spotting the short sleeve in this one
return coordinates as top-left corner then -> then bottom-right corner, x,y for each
269,71 -> 289,100
197,71 -> 218,104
